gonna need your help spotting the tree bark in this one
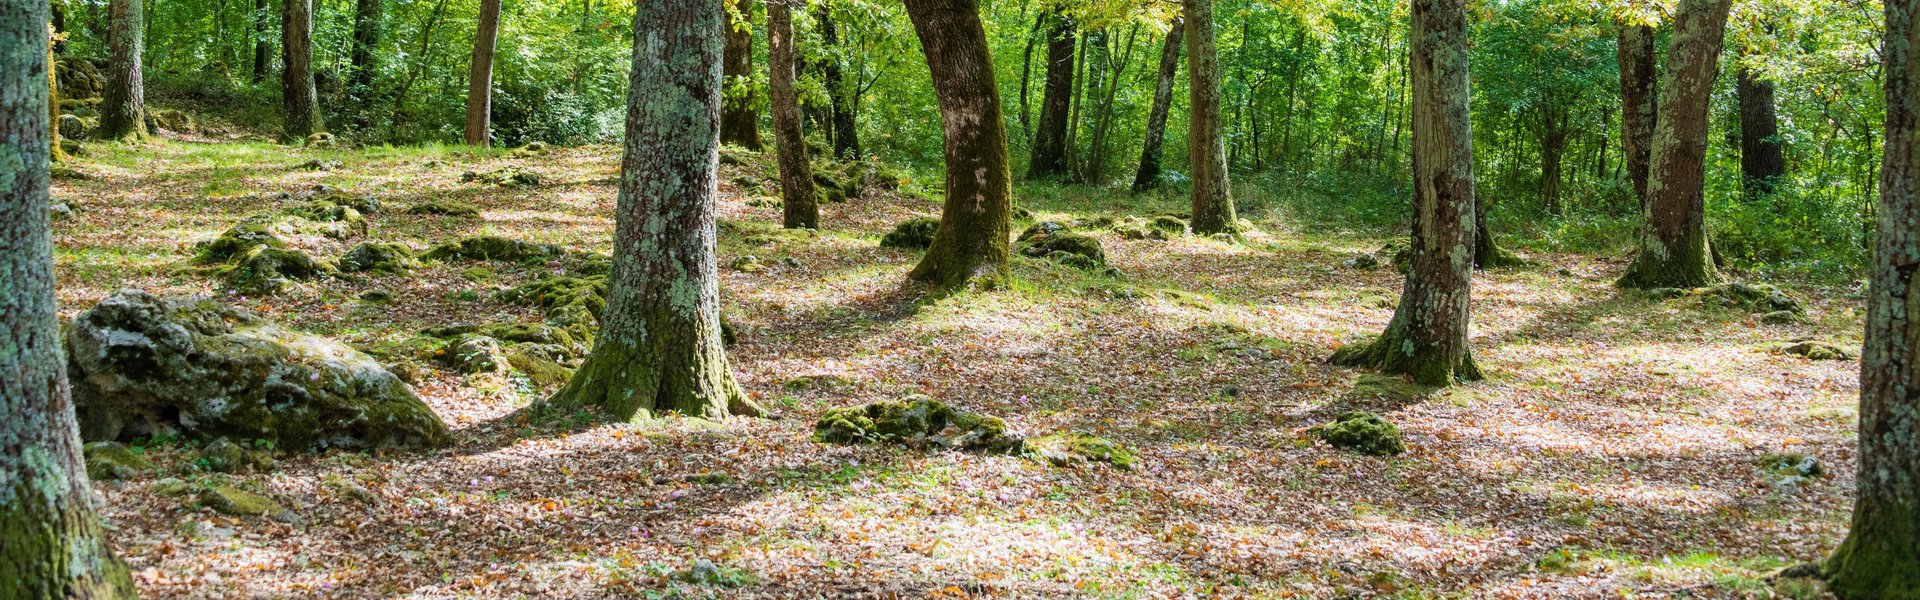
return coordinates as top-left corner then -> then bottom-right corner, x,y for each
347,0 -> 382,99
462,0 -> 501,146
1026,8 -> 1074,181
252,0 -> 270,83
1822,1 -> 1920,593
50,23 -> 67,163
1737,67 -> 1786,199
97,0 -> 146,140
767,0 -> 815,229
1330,0 -> 1482,386
1131,19 -> 1182,193
720,0 -> 761,150
280,0 -> 321,141
548,0 -> 761,421
819,7 -> 858,160
1617,0 -> 1730,289
1618,24 -> 1657,210
902,0 -> 1012,290
1,1 -> 137,594
1185,0 -> 1237,235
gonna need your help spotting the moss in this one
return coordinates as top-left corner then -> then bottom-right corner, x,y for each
504,347 -> 576,386
421,235 -> 564,263
197,485 -> 283,517
83,442 -> 151,481
1688,282 -> 1806,315
1028,433 -> 1136,470
500,275 -> 608,319
1312,411 -> 1406,456
1018,221 -> 1070,242
511,141 -> 548,157
460,166 -> 541,187
813,395 -> 1023,454
880,217 -> 941,250
1345,374 -> 1437,408
1754,452 -> 1824,480
1148,215 -> 1190,235
1019,232 -> 1115,275
1766,340 -> 1854,361
447,335 -> 509,374
407,200 -> 481,218
210,245 -> 337,295
305,131 -> 337,148
339,242 -> 419,274
197,437 -> 275,474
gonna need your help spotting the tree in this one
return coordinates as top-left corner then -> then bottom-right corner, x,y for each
1185,0 -> 1237,235
767,0 -> 816,229
819,6 -> 859,159
463,0 -> 502,146
281,0 -> 321,141
96,0 -> 146,140
1616,0 -> 1730,289
902,0 -> 1012,290
1618,23 -> 1657,208
252,0 -> 270,83
547,0 -> 762,421
721,0 -> 761,150
347,0 -> 383,100
50,23 -> 68,163
1027,7 -> 1075,181
1131,18 -> 1182,193
1330,0 -> 1482,386
0,0 -> 137,593
1737,66 -> 1786,199
1820,1 -> 1920,595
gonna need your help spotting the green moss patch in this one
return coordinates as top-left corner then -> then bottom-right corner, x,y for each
84,441 -> 152,481
407,200 -> 482,218
1311,411 -> 1406,456
1028,433 -> 1136,470
1765,339 -> 1854,361
339,242 -> 419,274
880,217 -> 940,251
814,395 -> 1024,454
421,235 -> 564,263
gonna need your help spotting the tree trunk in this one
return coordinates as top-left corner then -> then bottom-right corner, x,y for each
1539,107 -> 1569,215
1618,24 -> 1657,210
548,0 -> 761,421
347,0 -> 381,99
280,0 -> 320,141
1330,0 -> 1482,386
1737,67 -> 1786,199
1026,8 -> 1074,180
252,0 -> 269,83
1823,2 -> 1920,594
1018,14 -> 1041,142
720,0 -> 761,150
819,7 -> 858,160
97,0 -> 146,140
1,2 -> 137,594
1131,19 -> 1182,193
767,0 -> 815,229
50,23 -> 67,163
1617,0 -> 1730,289
462,0 -> 501,146
1185,0 -> 1237,235
902,0 -> 1012,290
1083,25 -> 1133,184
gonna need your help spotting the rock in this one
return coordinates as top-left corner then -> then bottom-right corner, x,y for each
295,158 -> 342,171
1028,433 -> 1135,470
1760,310 -> 1803,325
511,141 -> 548,157
1360,295 -> 1396,310
1377,242 -> 1412,275
197,485 -> 283,518
731,255 -> 766,273
1019,232 -> 1115,275
1768,339 -> 1855,361
84,441 -> 151,481
408,200 -> 481,218
719,146 -> 759,167
1012,206 -> 1034,221
503,347 -> 575,386
448,335 -> 509,375
59,138 -> 84,157
1675,282 -> 1806,315
1018,221 -> 1070,242
460,167 -> 541,187
880,217 -> 940,251
67,290 -> 450,450
1148,215 -> 1189,236
152,478 -> 193,497
1755,452 -> 1823,486
500,275 -> 607,320
197,437 -> 275,474
287,200 -> 366,229
421,235 -> 564,263
306,132 -> 337,148
58,113 -> 89,140
1345,253 -> 1381,270
145,108 -> 195,133
193,217 -> 340,295
57,59 -> 105,100
358,290 -> 393,303
1312,411 -> 1406,456
745,195 -> 781,209
339,242 -> 420,274
48,200 -> 77,222
814,395 -> 1023,454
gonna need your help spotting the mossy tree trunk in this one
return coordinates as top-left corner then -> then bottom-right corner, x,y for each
1185,0 -> 1237,236
819,7 -> 858,160
902,0 -> 1012,290
1737,66 -> 1786,200
548,0 -> 762,421
462,0 -> 501,146
96,0 -> 147,141
1,2 -> 137,594
251,0 -> 270,83
1822,1 -> 1920,595
280,0 -> 321,141
1616,0 -> 1729,290
766,0 -> 816,229
1331,0 -> 1482,387
50,23 -> 68,163
1130,19 -> 1181,193
1026,8 -> 1074,181
346,0 -> 381,105
720,0 -> 761,150
1618,23 -> 1657,210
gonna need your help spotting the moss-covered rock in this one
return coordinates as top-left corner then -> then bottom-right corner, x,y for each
287,200 -> 366,228
1755,452 -> 1824,486
719,145 -> 760,167
67,289 -> 450,450
1019,232 -> 1116,275
460,166 -> 541,187
500,275 -> 608,319
198,485 -> 284,517
1666,282 -> 1806,315
57,58 -> 105,100
421,235 -> 564,263
145,108 -> 195,133
306,131 -> 337,148
880,217 -> 941,251
197,437 -> 275,474
407,200 -> 481,218
1019,221 -> 1070,242
1767,339 -> 1855,361
813,395 -> 1024,454
1376,242 -> 1413,275
511,141 -> 549,157
83,441 -> 151,481
58,113 -> 91,140
339,242 -> 419,274
448,335 -> 509,375
1028,433 -> 1136,469
1312,411 -> 1406,456
295,158 -> 342,171
504,347 -> 575,386
210,244 -> 337,295
1148,215 -> 1190,236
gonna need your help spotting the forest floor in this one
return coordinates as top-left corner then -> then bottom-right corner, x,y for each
54,138 -> 1862,599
